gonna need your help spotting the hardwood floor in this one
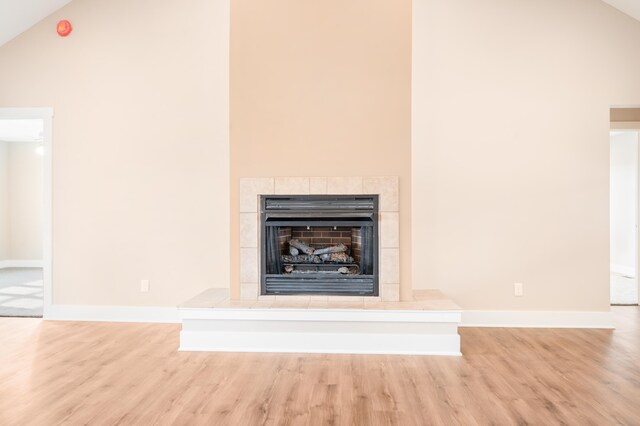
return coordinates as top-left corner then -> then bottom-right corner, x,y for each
0,308 -> 638,425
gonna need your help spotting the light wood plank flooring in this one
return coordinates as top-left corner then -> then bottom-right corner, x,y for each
0,307 -> 638,425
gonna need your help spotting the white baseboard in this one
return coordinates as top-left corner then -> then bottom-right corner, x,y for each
46,304 -> 180,323
43,304 -> 615,330
0,259 -> 43,269
461,310 -> 614,329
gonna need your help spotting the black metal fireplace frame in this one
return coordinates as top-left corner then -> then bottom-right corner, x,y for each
260,194 -> 379,296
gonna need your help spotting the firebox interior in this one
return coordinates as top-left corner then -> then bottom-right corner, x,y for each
260,195 -> 379,296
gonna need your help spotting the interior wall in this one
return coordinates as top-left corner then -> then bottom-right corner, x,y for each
230,0 -> 412,299
0,141 -> 8,260
0,0 -> 230,306
7,142 -> 43,260
1,0 -> 637,312
413,0 -> 640,311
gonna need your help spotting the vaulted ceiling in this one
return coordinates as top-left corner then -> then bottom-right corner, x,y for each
0,0 -> 639,49
0,0 -> 72,47
602,0 -> 640,21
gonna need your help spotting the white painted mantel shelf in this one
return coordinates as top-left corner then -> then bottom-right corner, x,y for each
179,289 -> 462,356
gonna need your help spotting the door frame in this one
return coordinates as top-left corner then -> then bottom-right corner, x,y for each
611,121 -> 640,304
0,108 -> 53,317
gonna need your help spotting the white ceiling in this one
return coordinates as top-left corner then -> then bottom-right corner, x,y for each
602,0 -> 640,21
0,0 -> 71,47
0,0 -> 639,49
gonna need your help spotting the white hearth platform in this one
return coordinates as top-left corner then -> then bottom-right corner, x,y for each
179,289 -> 462,356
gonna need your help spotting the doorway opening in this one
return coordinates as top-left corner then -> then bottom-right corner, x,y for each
610,128 -> 639,305
0,109 -> 52,317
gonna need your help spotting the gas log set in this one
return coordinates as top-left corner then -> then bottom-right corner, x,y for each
283,239 -> 359,275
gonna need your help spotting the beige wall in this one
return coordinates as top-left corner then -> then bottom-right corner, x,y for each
0,0 -> 229,305
1,0 -> 637,312
413,0 -> 640,311
0,142 -> 8,260
230,0 -> 412,299
7,142 -> 43,260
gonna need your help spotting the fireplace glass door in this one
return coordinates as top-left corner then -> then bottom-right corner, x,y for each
260,195 -> 378,296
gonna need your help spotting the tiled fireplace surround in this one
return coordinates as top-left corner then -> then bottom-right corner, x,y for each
239,176 -> 400,302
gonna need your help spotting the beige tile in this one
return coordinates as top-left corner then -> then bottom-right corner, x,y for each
323,300 -> 365,309
380,248 -> 400,284
250,301 -> 274,309
240,213 -> 258,248
240,177 -> 274,213
363,301 -> 388,310
240,248 -> 258,283
379,212 -> 400,248
307,301 -> 330,309
327,177 -> 363,194
363,176 -> 399,212
180,288 -> 230,308
270,300 -> 310,309
325,296 -> 364,302
381,301 -> 426,310
216,299 -> 257,308
275,295 -> 311,302
239,283 -> 259,301
381,284 -> 400,302
410,290 -> 461,310
309,300 -> 365,310
308,295 -> 328,302
309,177 -> 328,194
418,299 -> 462,310
275,177 -> 310,195
257,295 -> 276,301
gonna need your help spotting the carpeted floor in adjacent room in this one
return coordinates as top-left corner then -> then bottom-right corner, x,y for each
0,268 -> 43,317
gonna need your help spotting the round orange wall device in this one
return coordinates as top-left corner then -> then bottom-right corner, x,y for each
56,20 -> 72,37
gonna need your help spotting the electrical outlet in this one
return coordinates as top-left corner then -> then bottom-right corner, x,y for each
141,279 -> 150,293
514,282 -> 523,297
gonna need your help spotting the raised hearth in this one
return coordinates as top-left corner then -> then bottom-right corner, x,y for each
179,288 -> 462,356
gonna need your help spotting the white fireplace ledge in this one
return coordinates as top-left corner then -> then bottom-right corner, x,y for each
178,289 -> 462,356
179,307 -> 461,324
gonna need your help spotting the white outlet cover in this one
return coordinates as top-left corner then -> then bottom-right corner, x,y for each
141,280 -> 150,293
514,282 -> 524,297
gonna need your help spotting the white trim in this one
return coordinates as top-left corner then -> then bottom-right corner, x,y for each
180,330 -> 461,356
47,304 -> 181,323
0,108 -> 53,318
611,263 -> 635,277
611,121 -> 640,130
180,307 -> 461,323
0,108 -> 53,119
179,307 -> 461,355
0,260 -> 43,268
42,304 -> 615,330
0,137 -> 43,143
461,310 -> 615,329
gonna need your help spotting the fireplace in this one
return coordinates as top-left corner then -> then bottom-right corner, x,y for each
260,195 -> 379,296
